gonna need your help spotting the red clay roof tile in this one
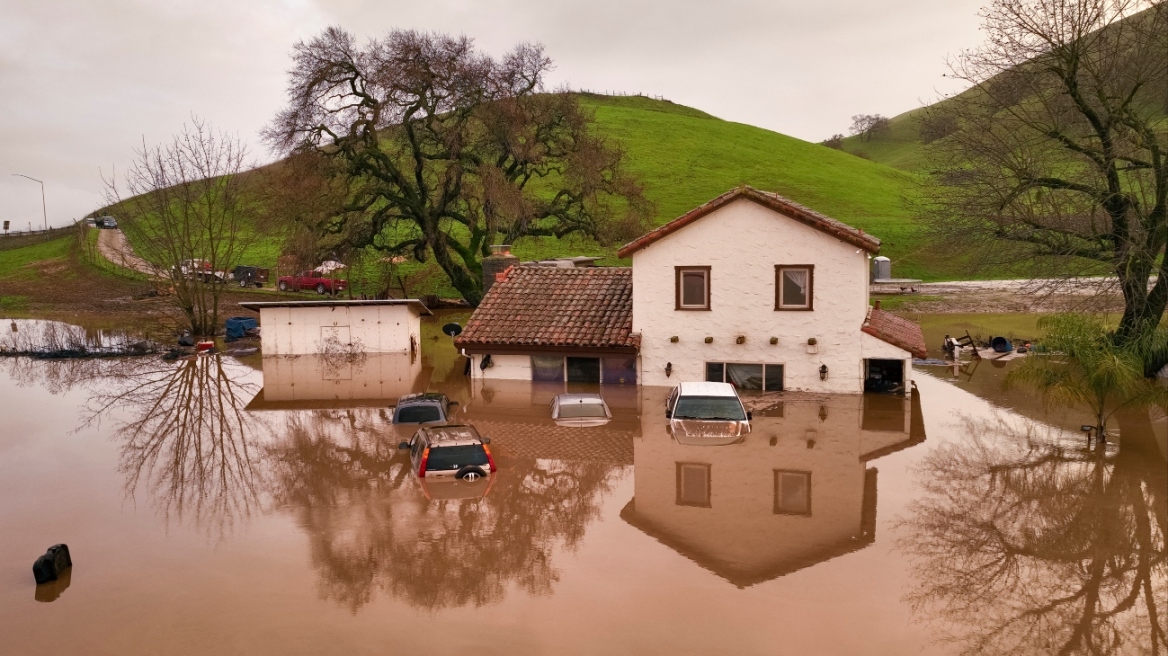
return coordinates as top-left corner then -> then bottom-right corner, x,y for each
862,308 -> 928,359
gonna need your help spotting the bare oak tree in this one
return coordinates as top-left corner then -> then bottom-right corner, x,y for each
106,119 -> 254,336
926,0 -> 1168,347
849,114 -> 891,141
264,28 -> 651,305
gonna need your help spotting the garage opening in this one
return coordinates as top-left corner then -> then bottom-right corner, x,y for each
566,357 -> 601,384
864,359 -> 905,394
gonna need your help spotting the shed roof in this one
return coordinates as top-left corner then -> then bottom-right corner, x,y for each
862,307 -> 928,359
617,186 -> 881,258
238,299 -> 431,315
454,266 -> 638,353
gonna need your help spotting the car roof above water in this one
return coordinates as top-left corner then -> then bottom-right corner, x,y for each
676,381 -> 739,397
554,393 -> 605,404
420,424 -> 482,445
398,393 -> 446,404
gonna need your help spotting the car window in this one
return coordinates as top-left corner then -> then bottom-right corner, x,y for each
396,405 -> 443,423
557,403 -> 607,418
410,432 -> 425,459
424,445 -> 489,471
673,396 -> 746,421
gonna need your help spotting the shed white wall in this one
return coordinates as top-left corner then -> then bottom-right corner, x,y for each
466,354 -> 533,381
258,305 -> 422,356
631,198 -> 904,393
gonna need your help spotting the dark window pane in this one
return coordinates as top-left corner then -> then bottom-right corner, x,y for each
673,396 -> 746,420
705,362 -> 725,383
601,356 -> 637,385
557,403 -> 607,418
395,406 -> 442,423
681,271 -> 707,307
764,364 -> 784,391
531,356 -> 564,382
424,445 -> 489,471
566,357 -> 600,383
775,471 -> 811,515
781,268 -> 809,307
676,463 -> 711,507
726,363 -> 764,390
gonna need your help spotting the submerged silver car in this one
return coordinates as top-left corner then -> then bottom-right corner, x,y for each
550,393 -> 612,427
666,382 -> 752,444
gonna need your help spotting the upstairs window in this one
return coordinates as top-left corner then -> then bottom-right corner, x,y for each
675,266 -> 711,310
775,265 -> 813,310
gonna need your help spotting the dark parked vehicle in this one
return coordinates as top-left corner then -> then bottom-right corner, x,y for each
391,393 -> 454,425
231,265 -> 269,288
399,424 -> 496,482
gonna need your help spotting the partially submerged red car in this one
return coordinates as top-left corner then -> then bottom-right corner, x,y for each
277,270 -> 347,295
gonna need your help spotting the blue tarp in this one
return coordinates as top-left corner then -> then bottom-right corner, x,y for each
225,316 -> 257,341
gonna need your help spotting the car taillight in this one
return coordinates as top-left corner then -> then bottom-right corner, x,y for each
418,447 -> 430,477
483,444 -> 497,473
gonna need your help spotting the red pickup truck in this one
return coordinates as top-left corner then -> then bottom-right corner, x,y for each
277,270 -> 347,295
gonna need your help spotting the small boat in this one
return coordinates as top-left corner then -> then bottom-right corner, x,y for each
990,336 -> 1014,353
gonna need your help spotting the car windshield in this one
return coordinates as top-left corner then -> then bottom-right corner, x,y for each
396,405 -> 442,423
424,445 -> 489,471
557,402 -> 607,418
673,396 -> 746,421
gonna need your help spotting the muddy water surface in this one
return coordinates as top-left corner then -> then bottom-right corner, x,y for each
0,316 -> 1164,655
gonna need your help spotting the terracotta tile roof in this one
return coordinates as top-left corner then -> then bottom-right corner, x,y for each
862,308 -> 928,359
617,186 -> 881,258
454,266 -> 638,352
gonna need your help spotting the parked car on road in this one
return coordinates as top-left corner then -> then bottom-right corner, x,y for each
277,270 -> 347,295
666,381 -> 752,443
550,393 -> 612,427
391,393 -> 455,425
399,425 -> 496,487
174,259 -> 226,283
230,265 -> 269,288
95,216 -> 118,229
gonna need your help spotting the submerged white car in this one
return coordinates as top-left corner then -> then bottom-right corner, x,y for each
666,381 -> 752,444
550,393 -> 612,427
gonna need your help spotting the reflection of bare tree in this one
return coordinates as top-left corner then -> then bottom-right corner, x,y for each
264,414 -> 620,612
901,411 -> 1167,655
82,356 -> 267,537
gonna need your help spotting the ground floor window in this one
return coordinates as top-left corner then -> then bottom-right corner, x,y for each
705,362 -> 783,391
529,355 -> 637,385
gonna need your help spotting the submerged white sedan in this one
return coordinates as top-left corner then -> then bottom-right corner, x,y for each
550,393 -> 612,427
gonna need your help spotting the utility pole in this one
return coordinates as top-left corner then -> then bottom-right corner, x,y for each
11,173 -> 48,231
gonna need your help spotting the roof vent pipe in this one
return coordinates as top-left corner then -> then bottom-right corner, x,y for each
482,245 -> 519,296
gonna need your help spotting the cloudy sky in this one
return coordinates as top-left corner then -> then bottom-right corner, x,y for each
0,0 -> 986,229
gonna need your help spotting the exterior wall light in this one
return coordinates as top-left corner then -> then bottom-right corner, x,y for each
819,364 -> 828,380
665,362 -> 673,377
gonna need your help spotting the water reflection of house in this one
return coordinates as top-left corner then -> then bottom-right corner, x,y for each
246,353 -> 427,409
621,388 -> 925,587
454,187 -> 926,393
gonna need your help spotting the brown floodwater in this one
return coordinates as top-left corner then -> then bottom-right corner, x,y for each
0,315 -> 1164,655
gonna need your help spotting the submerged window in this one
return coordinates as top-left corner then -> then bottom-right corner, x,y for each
705,362 -> 783,391
557,403 -> 608,418
395,406 -> 442,423
424,445 -> 490,471
676,463 -> 712,507
776,266 -> 813,310
774,470 -> 811,515
676,267 -> 711,310
531,356 -> 565,382
673,396 -> 747,421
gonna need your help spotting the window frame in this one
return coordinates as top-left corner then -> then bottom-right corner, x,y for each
675,266 -> 712,311
773,469 -> 812,516
705,361 -> 784,391
774,265 -> 815,311
676,462 -> 713,508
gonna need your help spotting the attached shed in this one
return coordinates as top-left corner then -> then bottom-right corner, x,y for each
239,299 -> 431,356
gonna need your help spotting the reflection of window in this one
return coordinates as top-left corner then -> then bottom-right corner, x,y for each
676,463 -> 712,507
775,265 -> 814,310
705,362 -> 783,391
774,470 -> 811,515
531,356 -> 565,382
601,356 -> 637,385
675,266 -> 711,310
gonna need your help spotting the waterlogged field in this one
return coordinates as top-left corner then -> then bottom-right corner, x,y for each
0,316 -> 1164,655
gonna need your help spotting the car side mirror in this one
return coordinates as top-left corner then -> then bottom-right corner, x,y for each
746,411 -> 753,421
482,437 -> 491,444
397,442 -> 410,450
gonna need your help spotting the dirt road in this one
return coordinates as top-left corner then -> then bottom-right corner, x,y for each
97,229 -> 161,276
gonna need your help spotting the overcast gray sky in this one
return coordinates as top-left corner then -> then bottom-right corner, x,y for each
0,0 -> 986,229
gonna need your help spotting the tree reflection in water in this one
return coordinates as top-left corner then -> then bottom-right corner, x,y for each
264,412 -> 621,612
901,410 -> 1167,655
82,356 -> 267,538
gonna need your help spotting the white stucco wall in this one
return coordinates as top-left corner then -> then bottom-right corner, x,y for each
257,304 -> 423,356
632,198 -> 905,393
467,353 -> 532,381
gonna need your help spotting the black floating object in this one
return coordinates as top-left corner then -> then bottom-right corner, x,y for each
33,544 -> 72,585
442,322 -> 463,337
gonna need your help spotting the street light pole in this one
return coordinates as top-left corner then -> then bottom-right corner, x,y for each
11,173 -> 48,232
